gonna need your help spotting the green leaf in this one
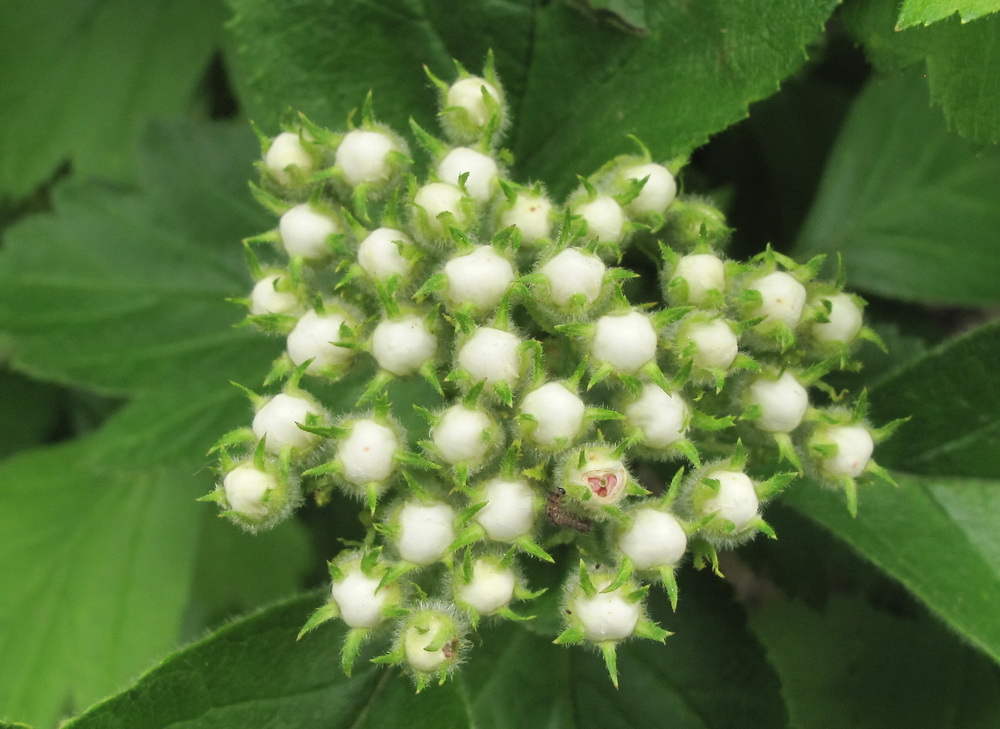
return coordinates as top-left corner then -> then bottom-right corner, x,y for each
0,395 -> 212,728
62,569 -> 783,727
0,121 -> 276,394
750,595 -> 1000,728
785,474 -> 1000,665
513,0 -> 839,195
843,0 -> 1000,145
0,121 -> 290,727
870,319 -> 1000,478
226,0 -> 535,144
0,0 -> 226,199
226,0 -> 839,196
897,0 -> 1000,27
0,369 -> 62,457
795,73 -> 1000,305
187,514 -> 313,631
64,592 -> 469,729
462,569 -> 787,728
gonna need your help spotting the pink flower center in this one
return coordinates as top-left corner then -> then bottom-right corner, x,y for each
587,472 -> 618,499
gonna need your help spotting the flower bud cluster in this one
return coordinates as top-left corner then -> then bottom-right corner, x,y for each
204,56 -> 900,688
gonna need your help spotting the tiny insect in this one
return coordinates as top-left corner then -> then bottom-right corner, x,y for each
545,487 -> 592,533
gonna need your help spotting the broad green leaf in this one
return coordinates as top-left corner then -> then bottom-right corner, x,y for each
898,0 -> 1000,27
0,393 -> 216,728
65,569 -> 785,728
0,121 -> 275,395
784,320 -> 1000,663
843,0 -> 1000,144
870,319 -> 1000,478
187,515 -> 313,632
63,592 -> 469,729
225,0 -> 535,146
226,0 -> 839,196
785,474 -> 1000,665
0,369 -> 61,457
462,569 -> 788,728
750,596 -> 1000,727
0,0 -> 226,199
513,0 -> 839,195
795,73 -> 1000,305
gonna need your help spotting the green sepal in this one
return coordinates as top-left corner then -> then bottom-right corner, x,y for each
297,422 -> 349,438
370,646 -> 404,665
448,522 -> 485,552
578,561 -> 597,597
415,272 -> 447,300
866,461 -> 898,488
601,558 -> 634,594
396,450 -> 440,471
515,535 -> 555,563
843,476 -> 859,518
357,370 -> 393,407
197,489 -> 224,504
341,627 -> 369,677
659,567 -> 680,611
691,410 -> 735,432
691,540 -> 722,576
495,606 -> 534,622
751,516 -> 777,540
419,360 -> 444,397
207,427 -> 255,456
625,584 -> 650,603
757,470 -> 797,500
297,601 -> 340,639
600,642 -> 620,689
634,618 -> 671,643
553,626 -> 586,645
674,439 -> 702,468
587,362 -> 615,390
401,469 -> 433,500
640,362 -> 671,393
301,460 -> 342,478
773,432 -> 804,474
377,561 -> 416,592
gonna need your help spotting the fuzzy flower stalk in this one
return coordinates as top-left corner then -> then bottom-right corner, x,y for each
205,55 -> 901,689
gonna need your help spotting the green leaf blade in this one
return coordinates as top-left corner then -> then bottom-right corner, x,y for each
795,73 -> 1000,305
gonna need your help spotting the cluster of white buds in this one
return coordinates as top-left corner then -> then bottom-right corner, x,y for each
204,55 -> 901,689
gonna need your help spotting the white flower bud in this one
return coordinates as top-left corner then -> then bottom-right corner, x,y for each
252,393 -> 322,454
396,501 -> 456,565
446,77 -> 501,127
538,249 -> 605,307
414,182 -> 468,233
330,566 -> 391,628
286,309 -> 354,374
437,147 -> 498,201
590,311 -> 658,374
278,204 -> 339,259
746,372 -> 808,433
335,129 -> 399,187
618,508 -> 687,569
456,327 -> 522,386
671,253 -> 725,304
223,464 -> 278,518
456,559 -> 516,614
685,320 -> 738,370
357,227 -> 414,282
700,470 -> 758,530
819,424 -> 874,478
565,448 -> 629,506
623,163 -> 676,217
571,576 -> 640,642
403,609 -> 461,672
474,477 -> 537,541
813,293 -> 864,343
264,132 -> 313,183
432,405 -> 493,464
371,315 -> 437,376
337,419 -> 399,485
520,382 -> 586,448
500,193 -> 553,242
250,273 -> 298,316
575,195 -> 625,244
443,247 -> 515,314
750,271 -> 806,328
624,384 -> 688,448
